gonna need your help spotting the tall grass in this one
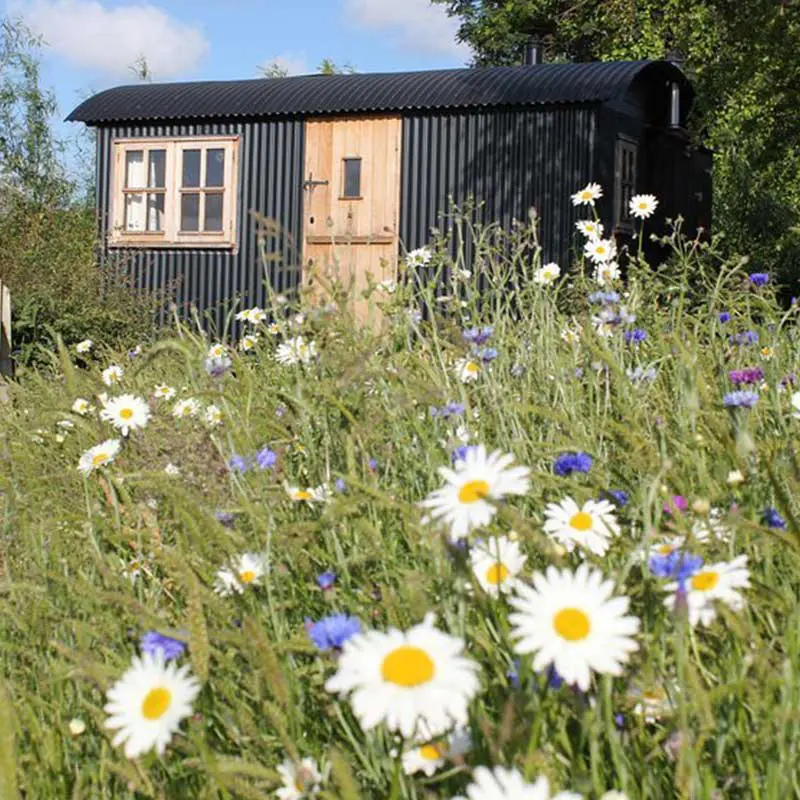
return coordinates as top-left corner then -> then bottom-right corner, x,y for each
1,213 -> 799,799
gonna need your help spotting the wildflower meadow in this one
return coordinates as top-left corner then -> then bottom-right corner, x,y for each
2,189 -> 800,799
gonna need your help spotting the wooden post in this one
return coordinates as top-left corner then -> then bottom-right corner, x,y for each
0,280 -> 11,378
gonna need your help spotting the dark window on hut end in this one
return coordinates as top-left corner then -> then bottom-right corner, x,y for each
341,158 -> 362,199
614,136 -> 639,233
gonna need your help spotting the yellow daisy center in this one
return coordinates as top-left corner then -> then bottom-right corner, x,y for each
141,687 -> 171,721
690,571 -> 720,591
553,608 -> 591,641
420,743 -> 446,761
239,570 -> 257,583
458,479 -> 490,504
638,201 -> 648,209
119,408 -> 134,420
580,191 -> 592,200
596,245 -> 606,255
465,361 -> 479,373
91,452 -> 109,466
485,562 -> 510,585
569,511 -> 593,531
294,490 -> 312,500
381,645 -> 435,687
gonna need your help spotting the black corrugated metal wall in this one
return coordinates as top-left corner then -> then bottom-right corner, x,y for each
400,106 -> 598,271
96,119 -> 304,334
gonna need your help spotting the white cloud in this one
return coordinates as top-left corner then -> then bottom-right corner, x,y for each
343,0 -> 470,59
17,0 -> 209,79
258,54 -> 311,77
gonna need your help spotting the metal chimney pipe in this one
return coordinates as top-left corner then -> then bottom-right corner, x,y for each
524,35 -> 543,66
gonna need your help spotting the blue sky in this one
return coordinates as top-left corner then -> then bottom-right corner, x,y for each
4,0 -> 471,157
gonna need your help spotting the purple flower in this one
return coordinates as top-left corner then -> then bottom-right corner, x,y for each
781,374 -> 797,389
430,402 -> 466,419
728,367 -> 764,386
452,445 -> 479,463
603,489 -> 629,507
624,328 -> 647,344
367,457 -> 378,471
627,366 -> 657,384
718,311 -> 731,323
763,507 -> 787,529
228,454 -> 250,473
749,272 -> 769,287
663,495 -> 688,515
479,347 -> 498,363
215,510 -> 236,527
724,390 -> 759,408
553,451 -> 592,476
730,330 -> 759,346
546,665 -> 564,689
305,613 -> 361,652
588,291 -> 620,305
316,571 -> 336,590
255,447 -> 277,470
462,326 -> 494,346
140,631 -> 187,661
648,550 -> 703,583
205,355 -> 232,378
507,659 -> 520,689
334,478 -> 346,493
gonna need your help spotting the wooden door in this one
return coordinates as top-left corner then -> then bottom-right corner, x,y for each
302,116 -> 402,320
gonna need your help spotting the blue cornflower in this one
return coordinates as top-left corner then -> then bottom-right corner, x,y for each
452,445 -> 479,463
546,665 -> 564,689
723,390 -> 759,409
431,402 -> 465,419
763,507 -> 787,529
730,330 -> 759,346
334,478 -> 347,493
749,272 -> 769,287
215,510 -> 236,527
479,347 -> 499,363
462,326 -> 494,345
718,311 -> 731,323
316,571 -> 336,590
648,550 -> 703,582
228,454 -> 250,473
588,291 -> 620,305
305,613 -> 361,652
368,457 -> 378,471
627,366 -> 657,384
553,451 -> 592,476
255,447 -> 277,470
624,328 -> 647,344
140,631 -> 187,661
507,660 -> 520,689
603,489 -> 629,507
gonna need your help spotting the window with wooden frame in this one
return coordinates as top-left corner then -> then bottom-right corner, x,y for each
110,137 -> 239,247
614,136 -> 638,232
341,157 -> 362,199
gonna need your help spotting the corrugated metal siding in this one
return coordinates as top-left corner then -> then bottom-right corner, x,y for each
97,120 -> 304,333
400,106 -> 598,271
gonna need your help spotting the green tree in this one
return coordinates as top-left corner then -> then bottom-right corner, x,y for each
433,0 -> 800,287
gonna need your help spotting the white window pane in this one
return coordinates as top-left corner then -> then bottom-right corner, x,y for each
147,193 -> 165,232
125,193 -> 146,231
181,193 -> 200,231
204,193 -> 223,231
182,150 -> 201,187
125,151 -> 145,189
148,150 -> 166,188
206,149 -> 225,187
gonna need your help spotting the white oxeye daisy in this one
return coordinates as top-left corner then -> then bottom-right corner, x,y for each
629,194 -> 659,220
72,397 -> 93,415
172,398 -> 200,419
164,463 -> 180,476
575,219 -> 604,239
594,260 -> 621,286
406,247 -> 433,268
153,384 -> 176,401
470,536 -> 526,596
584,237 -> 617,264
561,319 -> 583,345
453,766 -> 582,800
207,343 -> 227,359
204,404 -> 223,427
378,279 -> 397,293
689,508 -> 730,543
455,357 -> 482,383
509,563 -> 640,692
268,322 -> 282,335
213,552 -> 268,596
543,497 -> 620,557
571,182 -> 603,207
104,650 -> 201,759
401,727 -> 471,777
419,444 -> 530,541
636,534 -> 685,563
78,439 -> 121,474
99,394 -> 150,436
285,484 -> 328,503
533,262 -> 561,286
276,336 -> 317,366
235,306 -> 267,325
239,334 -> 259,352
325,613 -> 480,739
102,365 -> 124,386
276,757 -> 327,799
726,469 -> 745,486
790,391 -> 800,419
626,680 -> 676,723
601,793 -> 630,800
663,555 -> 750,627
75,339 -> 93,354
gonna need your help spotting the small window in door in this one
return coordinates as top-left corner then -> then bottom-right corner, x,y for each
614,137 -> 638,231
342,158 -> 362,199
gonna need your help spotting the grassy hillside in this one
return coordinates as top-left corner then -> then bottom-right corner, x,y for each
1,209 -> 799,799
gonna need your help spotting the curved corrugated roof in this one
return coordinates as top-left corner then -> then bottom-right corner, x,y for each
67,60 -> 691,125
